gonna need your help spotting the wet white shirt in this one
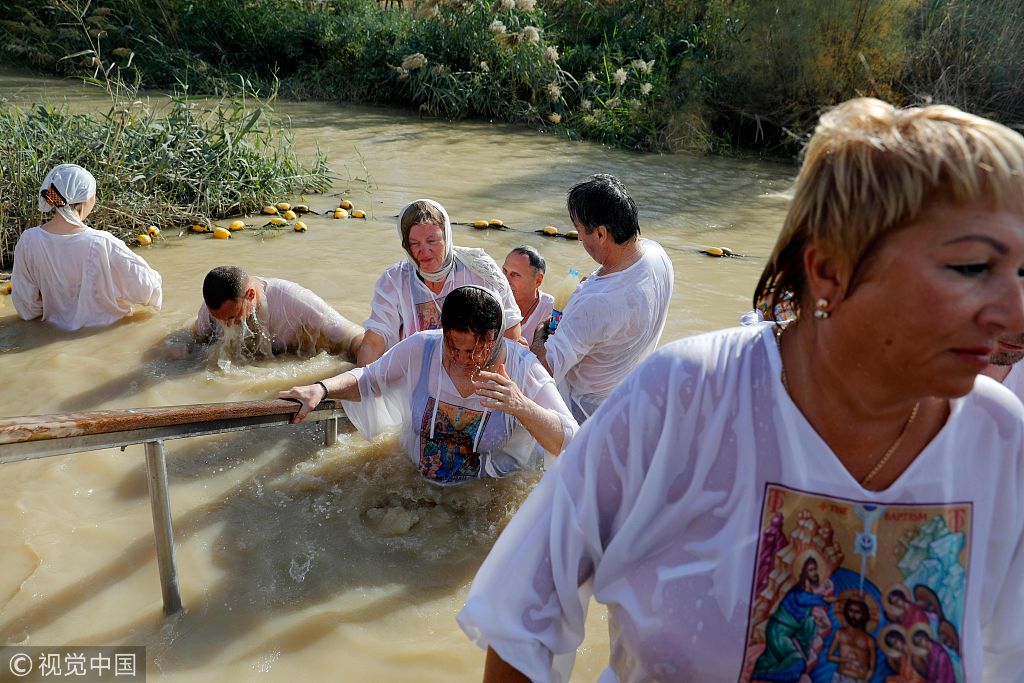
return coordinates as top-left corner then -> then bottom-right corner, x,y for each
12,226 -> 162,331
520,291 -> 554,346
363,259 -> 522,350
195,277 -> 360,356
342,330 -> 577,484
459,325 -> 1024,683
544,239 -> 673,420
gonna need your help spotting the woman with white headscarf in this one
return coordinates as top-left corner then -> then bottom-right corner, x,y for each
353,199 -> 523,367
280,286 -> 576,484
11,163 -> 163,330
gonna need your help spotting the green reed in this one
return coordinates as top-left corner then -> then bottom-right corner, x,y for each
0,94 -> 332,268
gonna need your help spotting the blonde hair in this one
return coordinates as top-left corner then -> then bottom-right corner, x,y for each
754,98 -> 1024,320
399,200 -> 446,251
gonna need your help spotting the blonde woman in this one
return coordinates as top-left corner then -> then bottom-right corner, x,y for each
459,99 -> 1024,682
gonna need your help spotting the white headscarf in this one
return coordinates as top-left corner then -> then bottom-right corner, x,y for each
397,198 -> 455,282
38,163 -> 97,229
396,199 -> 512,294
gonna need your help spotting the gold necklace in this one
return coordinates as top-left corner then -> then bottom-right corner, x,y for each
775,323 -> 921,487
859,402 -> 920,486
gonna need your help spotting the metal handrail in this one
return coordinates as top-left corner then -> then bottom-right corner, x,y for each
0,399 -> 351,614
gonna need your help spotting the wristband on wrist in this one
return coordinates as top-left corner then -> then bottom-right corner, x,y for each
315,380 -> 330,401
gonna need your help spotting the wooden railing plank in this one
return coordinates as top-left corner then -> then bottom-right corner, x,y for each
0,399 -> 310,445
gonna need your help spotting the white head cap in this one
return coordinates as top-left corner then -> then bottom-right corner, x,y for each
39,163 -> 97,229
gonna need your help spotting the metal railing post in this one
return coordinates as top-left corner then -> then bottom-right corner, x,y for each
144,440 -> 182,614
325,417 -> 338,447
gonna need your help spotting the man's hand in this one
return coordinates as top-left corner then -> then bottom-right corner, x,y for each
530,316 -> 550,354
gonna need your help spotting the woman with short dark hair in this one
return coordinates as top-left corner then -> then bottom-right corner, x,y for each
280,286 -> 576,484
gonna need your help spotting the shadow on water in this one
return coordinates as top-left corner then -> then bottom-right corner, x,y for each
0,425 -> 534,673
55,332 -> 209,412
0,313 -> 132,357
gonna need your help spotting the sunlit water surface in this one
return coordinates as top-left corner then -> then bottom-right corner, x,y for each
0,70 -> 794,681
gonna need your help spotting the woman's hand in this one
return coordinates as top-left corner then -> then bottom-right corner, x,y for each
476,362 -> 567,455
474,363 -> 529,417
277,383 -> 327,423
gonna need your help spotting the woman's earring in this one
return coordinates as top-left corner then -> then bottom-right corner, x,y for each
813,298 -> 830,320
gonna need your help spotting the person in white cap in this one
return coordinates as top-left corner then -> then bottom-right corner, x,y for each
11,163 -> 162,330
353,199 -> 522,367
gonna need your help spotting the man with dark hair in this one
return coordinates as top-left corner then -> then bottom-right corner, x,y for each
531,174 -> 673,421
185,265 -> 362,360
502,246 -> 553,347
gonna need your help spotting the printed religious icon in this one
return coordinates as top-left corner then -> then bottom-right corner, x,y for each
738,483 -> 968,683
417,397 -> 491,482
414,299 -> 443,332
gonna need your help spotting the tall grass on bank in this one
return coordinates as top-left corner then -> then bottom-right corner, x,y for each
2,0 -> 1022,155
0,95 -> 332,268
901,0 -> 1024,125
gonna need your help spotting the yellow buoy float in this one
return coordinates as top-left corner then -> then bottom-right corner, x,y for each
282,210 -> 297,220
190,224 -> 211,233
333,208 -> 349,219
229,220 -> 245,231
269,217 -> 287,226
294,221 -> 308,232
262,206 -> 278,215
276,202 -> 291,212
565,230 -> 579,240
292,204 -> 312,214
213,227 -> 231,239
472,220 -> 489,229
541,226 -> 558,236
146,226 -> 160,237
701,247 -> 726,257
488,219 -> 504,227
2,282 -> 11,295
339,200 -> 353,210
351,210 -> 366,219
136,234 -> 152,246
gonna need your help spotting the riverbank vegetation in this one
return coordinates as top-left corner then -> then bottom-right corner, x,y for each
0,92 -> 331,267
0,0 -> 332,268
3,0 -> 1021,155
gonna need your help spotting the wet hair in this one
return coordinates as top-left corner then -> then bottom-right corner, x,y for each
441,286 -> 502,342
400,200 -> 447,252
754,97 -> 1024,320
510,245 -> 546,275
203,266 -> 248,310
567,173 -> 640,244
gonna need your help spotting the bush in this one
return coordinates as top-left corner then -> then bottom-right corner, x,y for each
1,0 -> 1021,155
0,95 -> 332,268
901,0 -> 1024,123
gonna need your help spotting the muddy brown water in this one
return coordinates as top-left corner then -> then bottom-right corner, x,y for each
0,71 -> 793,681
